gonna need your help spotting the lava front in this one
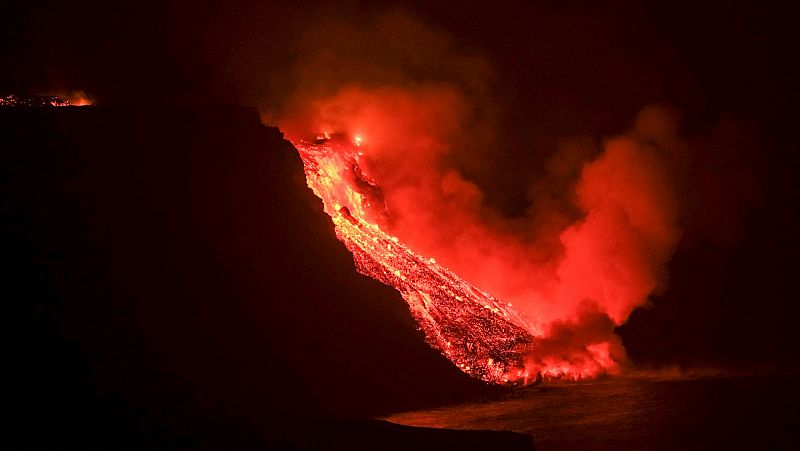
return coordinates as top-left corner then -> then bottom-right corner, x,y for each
291,136 -> 537,385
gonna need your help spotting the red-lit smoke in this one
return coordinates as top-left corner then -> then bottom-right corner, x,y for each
273,11 -> 681,379
61,90 -> 93,106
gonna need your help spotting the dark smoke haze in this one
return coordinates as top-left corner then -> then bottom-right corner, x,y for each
3,0 -> 796,370
3,3 -> 799,451
269,8 -> 774,373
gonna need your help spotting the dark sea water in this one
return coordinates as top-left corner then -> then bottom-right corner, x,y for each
385,372 -> 800,450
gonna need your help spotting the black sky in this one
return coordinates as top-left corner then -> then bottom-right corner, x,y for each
3,2 -> 800,450
3,0 -> 799,416
4,0 -> 798,200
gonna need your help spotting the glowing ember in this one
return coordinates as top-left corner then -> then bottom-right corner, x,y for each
291,136 -> 538,384
0,93 -> 93,107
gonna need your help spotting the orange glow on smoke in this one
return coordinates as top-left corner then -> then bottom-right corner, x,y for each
292,136 -> 536,384
62,91 -> 93,106
283,88 -> 679,384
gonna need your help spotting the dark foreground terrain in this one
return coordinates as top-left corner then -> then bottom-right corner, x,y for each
388,372 -> 800,450
2,106 -> 530,450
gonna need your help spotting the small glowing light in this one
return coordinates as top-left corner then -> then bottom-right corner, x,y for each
354,135 -> 363,146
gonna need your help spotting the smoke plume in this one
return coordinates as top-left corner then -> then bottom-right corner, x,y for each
273,9 -> 684,377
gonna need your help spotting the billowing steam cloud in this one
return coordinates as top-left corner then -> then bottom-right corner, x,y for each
273,9 -> 683,377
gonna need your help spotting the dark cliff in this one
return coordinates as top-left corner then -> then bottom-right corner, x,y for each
1,107 -> 530,449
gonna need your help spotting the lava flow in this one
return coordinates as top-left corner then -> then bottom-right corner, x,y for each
292,135 -> 538,384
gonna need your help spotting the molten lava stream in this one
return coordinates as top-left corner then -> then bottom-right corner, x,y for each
291,137 -> 538,385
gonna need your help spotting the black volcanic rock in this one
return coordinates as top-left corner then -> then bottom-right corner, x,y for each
1,107 -> 525,449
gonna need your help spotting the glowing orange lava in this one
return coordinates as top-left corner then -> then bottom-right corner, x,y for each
282,92 -> 683,384
60,91 -> 93,106
292,136 -> 543,384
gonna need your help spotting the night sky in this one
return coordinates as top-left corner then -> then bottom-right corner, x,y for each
2,0 -> 799,448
